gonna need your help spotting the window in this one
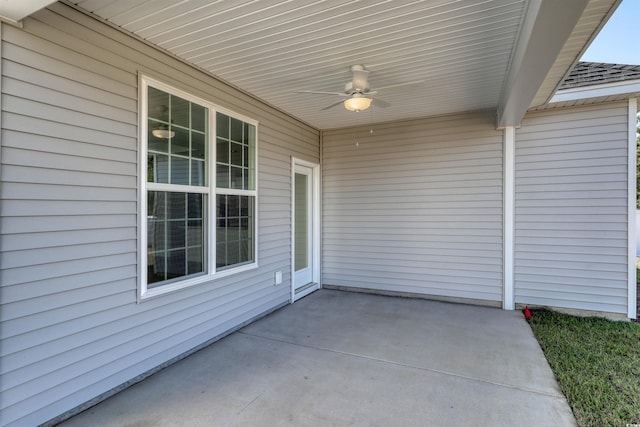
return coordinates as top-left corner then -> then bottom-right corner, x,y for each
141,77 -> 257,297
216,113 -> 256,269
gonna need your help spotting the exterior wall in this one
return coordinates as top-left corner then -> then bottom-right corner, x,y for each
514,102 -> 629,314
322,111 -> 504,303
636,210 -> 640,257
0,4 -> 319,426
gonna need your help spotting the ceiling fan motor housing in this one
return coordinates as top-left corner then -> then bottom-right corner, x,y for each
344,81 -> 370,94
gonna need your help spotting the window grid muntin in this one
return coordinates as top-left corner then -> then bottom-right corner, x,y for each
147,191 -> 206,287
216,112 -> 256,190
146,84 -> 210,288
216,194 -> 254,269
142,77 -> 258,295
148,88 -> 208,188
215,112 -> 256,271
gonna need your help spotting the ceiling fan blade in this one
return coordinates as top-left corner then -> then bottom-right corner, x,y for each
372,98 -> 391,108
373,80 -> 424,92
321,100 -> 345,111
296,90 -> 348,96
352,69 -> 369,92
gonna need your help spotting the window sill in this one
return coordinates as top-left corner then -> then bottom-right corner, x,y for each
138,262 -> 258,302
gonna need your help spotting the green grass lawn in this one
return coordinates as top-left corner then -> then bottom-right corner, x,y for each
528,310 -> 640,427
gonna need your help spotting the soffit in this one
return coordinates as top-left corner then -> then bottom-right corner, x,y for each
528,0 -> 621,109
64,0 -> 615,130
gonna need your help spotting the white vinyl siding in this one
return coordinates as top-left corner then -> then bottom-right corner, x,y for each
514,102 -> 629,314
322,112 -> 504,303
0,4 -> 318,426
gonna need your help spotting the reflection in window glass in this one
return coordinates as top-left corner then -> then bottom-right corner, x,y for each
147,87 -> 208,188
146,84 -> 209,288
144,81 -> 257,291
147,191 -> 205,286
191,103 -> 206,132
215,112 -> 255,190
192,132 -> 206,159
216,194 -> 254,269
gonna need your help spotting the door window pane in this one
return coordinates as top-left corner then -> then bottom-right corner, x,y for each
295,173 -> 309,271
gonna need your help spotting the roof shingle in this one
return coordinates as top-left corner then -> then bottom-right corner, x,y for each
560,62 -> 640,89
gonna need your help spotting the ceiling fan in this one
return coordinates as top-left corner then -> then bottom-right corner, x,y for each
297,64 -> 422,112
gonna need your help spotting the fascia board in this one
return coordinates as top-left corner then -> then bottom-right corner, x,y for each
550,80 -> 640,103
0,0 -> 57,24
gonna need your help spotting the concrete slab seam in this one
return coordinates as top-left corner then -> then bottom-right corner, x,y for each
237,330 -> 566,400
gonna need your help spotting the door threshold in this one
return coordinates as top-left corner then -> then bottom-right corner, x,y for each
293,282 -> 319,301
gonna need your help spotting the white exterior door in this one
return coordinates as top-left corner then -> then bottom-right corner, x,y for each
292,159 -> 319,301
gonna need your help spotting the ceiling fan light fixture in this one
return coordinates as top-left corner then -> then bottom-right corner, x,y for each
344,96 -> 372,112
151,128 -> 175,139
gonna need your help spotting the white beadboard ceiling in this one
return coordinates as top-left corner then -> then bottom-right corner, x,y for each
64,0 -> 617,130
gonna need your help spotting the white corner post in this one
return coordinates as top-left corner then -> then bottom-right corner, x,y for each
503,126 -> 516,310
628,98 -> 637,319
0,21 -> 3,165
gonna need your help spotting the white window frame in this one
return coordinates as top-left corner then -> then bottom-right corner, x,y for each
138,75 -> 258,301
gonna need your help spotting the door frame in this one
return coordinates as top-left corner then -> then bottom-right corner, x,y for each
291,157 -> 321,302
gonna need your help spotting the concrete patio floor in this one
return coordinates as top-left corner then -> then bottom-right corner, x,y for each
60,289 -> 576,426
